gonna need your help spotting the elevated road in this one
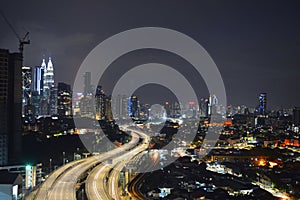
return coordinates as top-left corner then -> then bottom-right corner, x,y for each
85,128 -> 150,200
34,132 -> 140,200
85,163 -> 113,200
34,159 -> 85,200
108,142 -> 148,200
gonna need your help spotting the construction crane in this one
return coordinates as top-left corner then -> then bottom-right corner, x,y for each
0,9 -> 30,53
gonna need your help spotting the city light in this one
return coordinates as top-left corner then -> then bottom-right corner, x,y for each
0,2 -> 299,199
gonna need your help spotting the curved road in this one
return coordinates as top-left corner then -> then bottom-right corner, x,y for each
85,163 -> 114,200
34,159 -> 85,200
34,132 -> 140,200
85,128 -> 150,200
109,129 -> 150,200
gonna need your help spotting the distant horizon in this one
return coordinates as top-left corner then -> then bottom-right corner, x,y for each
8,53 -> 298,110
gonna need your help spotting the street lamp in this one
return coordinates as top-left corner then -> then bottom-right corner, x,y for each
49,158 -> 52,172
63,152 -> 65,165
74,147 -> 80,161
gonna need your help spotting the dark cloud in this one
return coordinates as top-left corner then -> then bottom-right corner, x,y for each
0,0 -> 299,108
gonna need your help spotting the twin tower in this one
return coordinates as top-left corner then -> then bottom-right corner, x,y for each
33,57 -> 55,97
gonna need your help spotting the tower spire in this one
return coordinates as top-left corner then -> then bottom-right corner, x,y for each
43,57 -> 55,98
41,58 -> 46,69
47,57 -> 53,70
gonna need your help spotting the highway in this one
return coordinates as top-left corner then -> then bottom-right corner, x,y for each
85,128 -> 151,200
127,173 -> 147,200
85,163 -> 113,200
108,139 -> 149,199
47,156 -> 98,200
127,152 -> 160,200
34,131 -> 141,200
34,159 -> 85,200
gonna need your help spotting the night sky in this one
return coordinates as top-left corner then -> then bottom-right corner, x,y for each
0,1 -> 299,108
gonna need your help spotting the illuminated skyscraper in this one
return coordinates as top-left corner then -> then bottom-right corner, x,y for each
95,85 -> 106,120
32,60 -> 46,96
105,95 -> 113,121
164,101 -> 171,117
139,103 -> 150,120
22,66 -> 32,115
209,94 -> 219,115
57,82 -> 72,117
258,93 -> 267,115
31,59 -> 48,116
33,57 -> 56,116
49,86 -> 57,115
164,101 -> 181,118
94,86 -> 113,121
199,98 -> 209,118
128,95 -> 140,118
23,66 -> 35,124
43,57 -> 54,98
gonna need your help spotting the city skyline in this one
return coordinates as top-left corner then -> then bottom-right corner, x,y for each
1,2 -> 300,199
